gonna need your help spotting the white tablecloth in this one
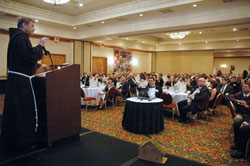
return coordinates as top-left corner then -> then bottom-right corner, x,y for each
163,89 -> 188,104
81,87 -> 105,105
127,97 -> 163,103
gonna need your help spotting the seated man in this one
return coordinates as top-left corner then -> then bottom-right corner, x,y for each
128,73 -> 137,97
115,75 -> 129,98
96,78 -> 114,110
145,77 -> 162,98
229,83 -> 250,158
220,77 -> 234,105
177,77 -> 209,123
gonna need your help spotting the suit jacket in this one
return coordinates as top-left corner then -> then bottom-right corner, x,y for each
128,78 -> 137,94
146,85 -> 162,98
165,81 -> 176,88
81,76 -> 89,86
121,81 -> 129,97
156,78 -> 164,87
228,92 -> 250,116
230,82 -> 241,94
191,86 -> 210,113
220,84 -> 234,96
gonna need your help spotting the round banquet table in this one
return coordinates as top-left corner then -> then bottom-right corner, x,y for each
122,97 -> 164,134
81,86 -> 105,105
162,89 -> 188,105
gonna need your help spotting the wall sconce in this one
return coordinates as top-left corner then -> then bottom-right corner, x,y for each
108,56 -> 114,65
131,58 -> 138,65
221,64 -> 227,68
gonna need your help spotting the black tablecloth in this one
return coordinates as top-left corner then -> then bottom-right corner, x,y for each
122,100 -> 164,134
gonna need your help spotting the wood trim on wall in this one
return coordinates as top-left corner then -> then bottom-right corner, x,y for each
92,42 -> 152,54
0,28 -> 74,43
214,56 -> 250,58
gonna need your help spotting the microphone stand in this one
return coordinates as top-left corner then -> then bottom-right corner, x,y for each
43,48 -> 55,70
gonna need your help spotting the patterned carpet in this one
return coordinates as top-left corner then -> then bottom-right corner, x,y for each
81,105 -> 250,166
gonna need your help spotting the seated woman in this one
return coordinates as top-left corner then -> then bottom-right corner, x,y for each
96,78 -> 114,110
186,78 -> 196,93
208,81 -> 219,108
174,76 -> 186,91
165,77 -> 176,89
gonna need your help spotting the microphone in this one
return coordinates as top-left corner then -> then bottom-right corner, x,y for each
42,46 -> 50,55
42,46 -> 54,70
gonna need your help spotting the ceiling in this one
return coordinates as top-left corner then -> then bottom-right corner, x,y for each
1,0 -> 250,51
12,0 -> 137,16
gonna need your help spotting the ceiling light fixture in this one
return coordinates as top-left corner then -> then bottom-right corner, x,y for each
205,41 -> 208,44
79,3 -> 83,7
43,0 -> 70,5
35,19 -> 39,23
101,21 -> 105,24
167,31 -> 190,39
73,27 -> 77,30
199,31 -> 202,34
193,4 -> 197,7
126,38 -> 129,40
139,13 -> 143,16
233,28 -> 237,31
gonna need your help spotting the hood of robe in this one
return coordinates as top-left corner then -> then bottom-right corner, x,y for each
9,28 -> 28,42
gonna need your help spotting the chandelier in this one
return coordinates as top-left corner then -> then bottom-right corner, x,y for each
43,0 -> 70,5
167,31 -> 191,39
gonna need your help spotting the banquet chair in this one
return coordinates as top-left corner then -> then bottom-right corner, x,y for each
228,101 -> 236,137
104,87 -> 116,110
193,97 -> 210,124
80,88 -> 96,111
115,90 -> 129,108
208,93 -> 223,118
161,93 -> 176,119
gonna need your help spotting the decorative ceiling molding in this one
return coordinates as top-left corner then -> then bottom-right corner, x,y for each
75,3 -> 250,39
75,0 -> 202,25
0,0 -> 74,26
0,0 -> 202,26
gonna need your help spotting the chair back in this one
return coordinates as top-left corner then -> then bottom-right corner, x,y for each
198,97 -> 210,110
80,88 -> 85,98
213,93 -> 223,108
105,87 -> 116,101
161,93 -> 172,105
228,100 -> 236,119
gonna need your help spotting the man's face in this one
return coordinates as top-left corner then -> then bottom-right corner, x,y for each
198,78 -> 205,87
242,84 -> 250,94
148,79 -> 154,86
230,78 -> 236,83
22,22 -> 35,36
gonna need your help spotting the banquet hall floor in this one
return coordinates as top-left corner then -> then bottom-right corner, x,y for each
81,105 -> 250,165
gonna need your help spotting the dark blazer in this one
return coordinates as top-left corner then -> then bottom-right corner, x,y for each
146,85 -> 162,98
121,81 -> 130,98
156,78 -> 164,87
191,86 -> 210,113
220,84 -> 234,96
230,82 -> 241,94
81,76 -> 89,86
228,92 -> 250,116
165,81 -> 176,88
128,78 -> 137,94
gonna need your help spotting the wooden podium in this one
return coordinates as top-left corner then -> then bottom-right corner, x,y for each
33,64 -> 81,145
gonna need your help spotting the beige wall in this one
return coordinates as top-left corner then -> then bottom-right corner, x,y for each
91,45 -> 152,74
214,57 -> 250,75
83,42 -> 91,73
0,34 -> 8,76
0,33 -> 74,76
155,51 -> 214,74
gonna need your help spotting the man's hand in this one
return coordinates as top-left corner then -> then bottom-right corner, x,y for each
39,37 -> 49,46
41,64 -> 48,68
189,94 -> 194,100
240,122 -> 249,128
